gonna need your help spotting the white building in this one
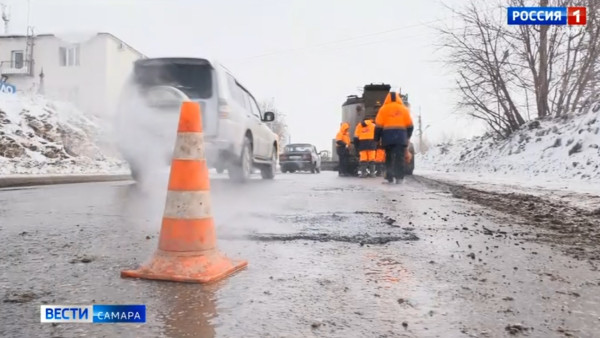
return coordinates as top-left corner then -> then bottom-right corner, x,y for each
0,32 -> 145,116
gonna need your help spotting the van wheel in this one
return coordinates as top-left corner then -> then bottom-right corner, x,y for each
261,146 -> 277,179
216,167 -> 225,174
229,137 -> 253,183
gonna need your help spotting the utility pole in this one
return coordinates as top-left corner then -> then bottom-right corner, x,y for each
418,106 -> 423,153
1,3 -> 10,35
27,0 -> 31,31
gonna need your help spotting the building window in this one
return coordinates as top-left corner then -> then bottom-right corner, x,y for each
11,50 -> 24,69
59,45 -> 80,67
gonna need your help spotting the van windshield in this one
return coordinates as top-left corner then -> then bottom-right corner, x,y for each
133,62 -> 213,99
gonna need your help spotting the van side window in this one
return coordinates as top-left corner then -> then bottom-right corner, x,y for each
248,96 -> 262,119
226,74 -> 246,109
226,75 -> 237,101
238,86 -> 250,109
240,88 -> 252,112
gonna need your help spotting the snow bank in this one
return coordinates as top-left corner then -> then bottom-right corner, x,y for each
0,93 -> 129,175
418,108 -> 600,182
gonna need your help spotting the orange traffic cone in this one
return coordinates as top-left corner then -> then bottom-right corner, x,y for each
121,101 -> 248,283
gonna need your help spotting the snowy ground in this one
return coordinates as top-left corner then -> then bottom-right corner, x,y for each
0,93 -> 129,176
417,108 -> 600,211
418,108 -> 600,183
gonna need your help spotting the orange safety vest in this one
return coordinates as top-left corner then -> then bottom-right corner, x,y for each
354,120 -> 377,151
336,122 -> 350,146
374,92 -> 414,146
354,120 -> 375,140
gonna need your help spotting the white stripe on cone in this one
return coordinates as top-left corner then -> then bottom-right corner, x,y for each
163,191 -> 212,219
172,132 -> 206,160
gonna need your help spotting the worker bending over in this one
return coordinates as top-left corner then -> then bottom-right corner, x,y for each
374,91 -> 414,184
335,122 -> 351,177
353,118 -> 377,178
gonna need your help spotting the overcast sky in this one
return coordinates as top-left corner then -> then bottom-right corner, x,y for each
4,0 -> 486,152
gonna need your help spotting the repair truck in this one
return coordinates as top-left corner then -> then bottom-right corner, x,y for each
325,83 -> 415,176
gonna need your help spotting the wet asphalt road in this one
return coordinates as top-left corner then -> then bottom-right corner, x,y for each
1,171 -> 599,338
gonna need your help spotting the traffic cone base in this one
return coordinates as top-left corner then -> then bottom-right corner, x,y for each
121,250 -> 248,284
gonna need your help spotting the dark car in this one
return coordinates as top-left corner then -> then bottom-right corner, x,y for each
280,144 -> 321,174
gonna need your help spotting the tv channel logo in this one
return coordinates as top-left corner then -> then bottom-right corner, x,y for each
41,305 -> 146,323
508,7 -> 587,26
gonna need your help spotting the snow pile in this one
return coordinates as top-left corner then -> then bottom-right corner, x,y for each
0,93 -> 129,175
418,109 -> 600,182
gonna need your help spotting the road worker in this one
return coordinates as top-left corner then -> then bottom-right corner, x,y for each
335,122 -> 351,177
373,100 -> 386,177
374,91 -> 414,184
353,118 -> 377,178
375,142 -> 386,177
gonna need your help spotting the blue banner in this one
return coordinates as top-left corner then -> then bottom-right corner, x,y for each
0,81 -> 16,94
93,305 -> 146,323
41,304 -> 146,323
41,305 -> 93,323
507,7 -> 567,25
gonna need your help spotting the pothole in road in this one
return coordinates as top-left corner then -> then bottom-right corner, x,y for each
3,290 -> 51,304
248,232 -> 418,244
244,211 -> 419,244
311,185 -> 366,192
253,211 -> 395,226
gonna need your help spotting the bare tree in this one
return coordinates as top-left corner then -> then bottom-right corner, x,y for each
260,98 -> 289,149
440,0 -> 600,138
440,1 -> 526,137
511,0 -> 600,116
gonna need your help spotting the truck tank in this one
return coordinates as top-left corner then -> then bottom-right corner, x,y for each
362,83 -> 392,121
341,94 -> 365,139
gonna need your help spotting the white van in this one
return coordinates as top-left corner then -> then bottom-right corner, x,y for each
115,57 -> 279,182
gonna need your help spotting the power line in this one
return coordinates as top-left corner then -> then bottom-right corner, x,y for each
235,17 -> 452,62
311,31 -> 434,54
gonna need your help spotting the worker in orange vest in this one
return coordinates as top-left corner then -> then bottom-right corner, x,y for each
375,142 -> 386,177
374,91 -> 414,184
353,118 -> 377,178
335,122 -> 351,177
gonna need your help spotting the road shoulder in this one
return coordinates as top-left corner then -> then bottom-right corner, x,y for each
0,174 -> 132,188
414,172 -> 600,262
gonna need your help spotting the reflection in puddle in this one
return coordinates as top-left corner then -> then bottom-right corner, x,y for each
363,252 -> 412,287
154,283 -> 221,338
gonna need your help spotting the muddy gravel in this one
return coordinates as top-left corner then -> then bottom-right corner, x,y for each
0,172 -> 599,337
416,176 -> 600,262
